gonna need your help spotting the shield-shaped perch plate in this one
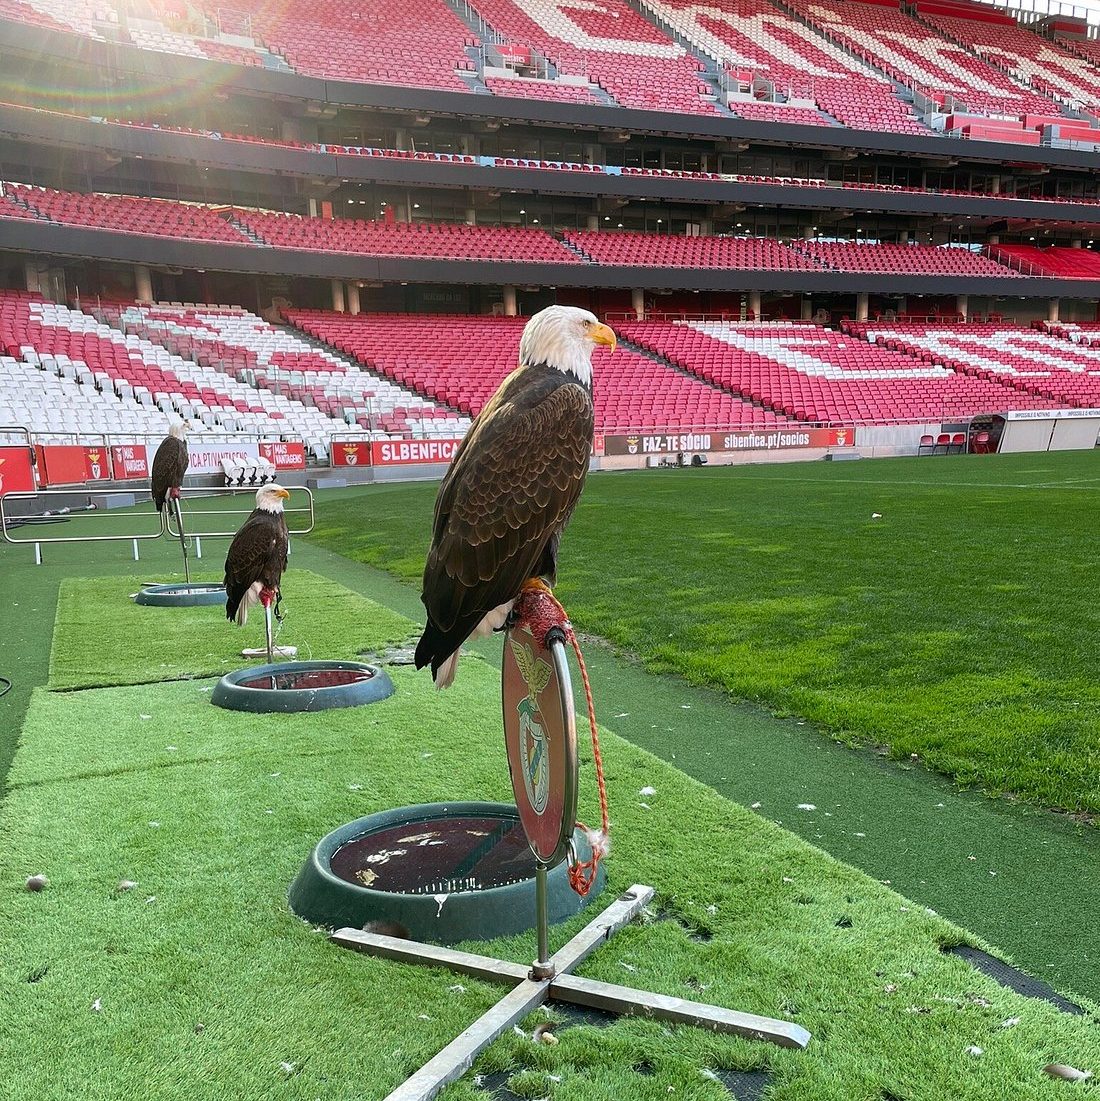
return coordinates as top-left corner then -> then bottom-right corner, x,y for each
502,623 -> 578,867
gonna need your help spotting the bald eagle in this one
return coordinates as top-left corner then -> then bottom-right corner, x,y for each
224,484 -> 290,631
150,422 -> 188,512
415,305 -> 615,688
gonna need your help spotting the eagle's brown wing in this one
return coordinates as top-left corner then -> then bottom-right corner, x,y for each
150,436 -> 188,512
417,365 -> 593,673
223,509 -> 289,621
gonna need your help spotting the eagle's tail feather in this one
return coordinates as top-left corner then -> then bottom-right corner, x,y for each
232,581 -> 264,627
433,651 -> 460,690
417,600 -> 516,690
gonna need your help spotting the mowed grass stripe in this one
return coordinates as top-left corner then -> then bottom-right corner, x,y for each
3,584 -> 1099,1099
48,571 -> 413,691
304,452 -> 1100,816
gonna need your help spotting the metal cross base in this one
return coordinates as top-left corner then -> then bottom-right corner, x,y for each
332,884 -> 809,1101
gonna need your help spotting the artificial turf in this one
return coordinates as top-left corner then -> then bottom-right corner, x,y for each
49,570 -> 413,690
2,575 -> 1099,1100
303,452 -> 1100,818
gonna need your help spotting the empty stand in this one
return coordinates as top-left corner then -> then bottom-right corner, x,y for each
786,0 -> 1053,118
1043,321 -> 1100,348
0,292 -> 361,450
792,241 -> 1022,276
641,0 -> 929,134
728,101 -> 831,125
921,7 -> 1100,111
284,311 -> 788,430
235,212 -> 582,262
241,0 -> 476,89
847,319 -> 1100,408
463,0 -> 715,113
988,245 -> 1100,278
104,304 -> 468,441
621,320 -> 1061,422
9,184 -> 253,245
1,181 -> 1098,282
564,232 -> 819,269
484,77 -> 602,103
4,0 -> 1096,128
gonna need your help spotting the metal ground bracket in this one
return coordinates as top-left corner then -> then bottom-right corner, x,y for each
333,883 -> 809,1101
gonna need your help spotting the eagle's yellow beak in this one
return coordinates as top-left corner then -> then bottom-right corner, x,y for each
276,488 -> 291,500
591,322 -> 617,352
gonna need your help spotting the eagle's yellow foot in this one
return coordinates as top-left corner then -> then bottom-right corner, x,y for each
505,578 -> 555,631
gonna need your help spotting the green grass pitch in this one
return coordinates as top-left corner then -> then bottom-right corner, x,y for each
49,570 -> 414,690
3,575 -> 1099,1099
306,451 -> 1100,818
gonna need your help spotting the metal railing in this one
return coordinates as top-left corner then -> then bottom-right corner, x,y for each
0,487 -> 166,562
0,425 -> 33,448
164,486 -> 315,539
1,486 -> 313,567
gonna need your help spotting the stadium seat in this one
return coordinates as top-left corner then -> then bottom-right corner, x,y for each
621,319 -> 1062,424
283,310 -> 790,431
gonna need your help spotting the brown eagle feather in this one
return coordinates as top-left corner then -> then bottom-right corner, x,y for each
415,362 -> 594,679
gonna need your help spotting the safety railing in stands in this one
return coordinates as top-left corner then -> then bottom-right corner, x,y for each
0,425 -> 33,447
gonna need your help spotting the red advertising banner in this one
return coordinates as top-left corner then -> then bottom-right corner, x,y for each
83,447 -> 110,481
332,441 -> 370,467
110,444 -> 149,480
371,439 -> 462,466
259,441 -> 306,470
0,446 -> 36,494
35,445 -> 90,486
603,427 -> 855,457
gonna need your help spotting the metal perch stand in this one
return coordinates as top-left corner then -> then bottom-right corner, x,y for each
170,492 -> 190,582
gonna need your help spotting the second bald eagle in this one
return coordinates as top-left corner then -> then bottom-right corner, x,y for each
415,305 -> 615,687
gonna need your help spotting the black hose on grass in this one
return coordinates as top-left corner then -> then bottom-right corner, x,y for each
0,677 -> 11,698
3,516 -> 72,530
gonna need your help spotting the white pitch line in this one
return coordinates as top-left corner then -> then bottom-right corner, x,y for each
683,473 -> 1100,490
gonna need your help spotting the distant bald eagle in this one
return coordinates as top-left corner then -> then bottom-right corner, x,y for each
415,305 -> 615,688
150,422 -> 188,512
224,484 -> 290,627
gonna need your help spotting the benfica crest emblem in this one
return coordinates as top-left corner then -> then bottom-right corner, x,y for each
502,622 -> 577,866
343,444 -> 360,466
510,638 -> 552,815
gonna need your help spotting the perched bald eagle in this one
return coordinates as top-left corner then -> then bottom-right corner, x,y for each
224,484 -> 290,628
150,422 -> 189,512
415,305 -> 615,688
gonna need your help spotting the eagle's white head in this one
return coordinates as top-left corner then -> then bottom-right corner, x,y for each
518,305 -> 616,387
168,421 -> 187,440
256,483 -> 291,513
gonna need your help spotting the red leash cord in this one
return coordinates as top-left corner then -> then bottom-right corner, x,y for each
514,587 -> 610,897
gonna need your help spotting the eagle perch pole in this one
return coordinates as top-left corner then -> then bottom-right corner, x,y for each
333,593 -> 808,1101
169,489 -> 190,583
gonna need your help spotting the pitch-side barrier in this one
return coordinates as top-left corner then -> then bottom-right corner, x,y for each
0,485 -> 314,565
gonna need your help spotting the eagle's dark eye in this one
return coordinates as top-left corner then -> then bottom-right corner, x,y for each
582,320 -> 591,328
